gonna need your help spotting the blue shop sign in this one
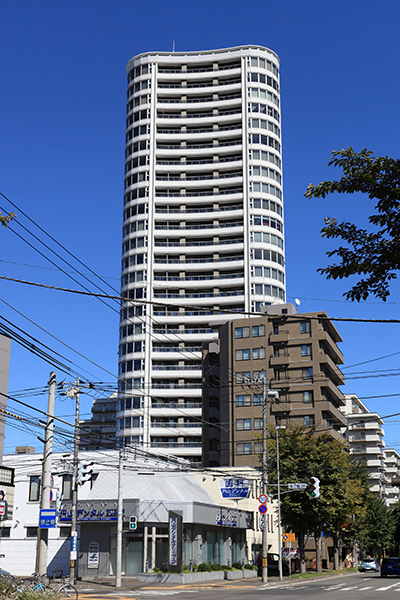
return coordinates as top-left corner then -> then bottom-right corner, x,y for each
219,478 -> 251,499
59,507 -> 125,522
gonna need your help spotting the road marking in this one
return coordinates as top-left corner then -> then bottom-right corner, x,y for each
358,587 -> 372,590
377,582 -> 400,591
337,587 -> 358,591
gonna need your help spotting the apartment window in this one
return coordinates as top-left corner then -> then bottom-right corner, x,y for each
253,370 -> 266,381
300,321 -> 311,334
62,475 -> 72,501
236,349 -> 251,361
303,391 -> 313,404
254,418 -> 263,430
1,528 -> 10,538
235,327 -> 250,339
302,367 -> 313,380
254,442 -> 262,454
236,395 -> 251,407
252,325 -> 265,337
236,371 -> 251,384
304,415 -> 315,427
26,527 -> 37,538
301,344 -> 312,357
237,419 -> 252,431
29,476 -> 40,502
237,443 -> 252,455
273,323 -> 279,334
254,393 -> 261,406
253,347 -> 266,360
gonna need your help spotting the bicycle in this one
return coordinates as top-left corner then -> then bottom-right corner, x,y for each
51,576 -> 78,600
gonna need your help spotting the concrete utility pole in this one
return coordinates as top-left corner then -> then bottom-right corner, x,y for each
67,379 -> 81,584
36,372 -> 56,575
116,446 -> 124,588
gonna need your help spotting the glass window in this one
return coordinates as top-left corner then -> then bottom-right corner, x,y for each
253,370 -> 266,381
29,476 -> 40,502
301,344 -> 312,357
59,527 -> 71,538
253,325 -> 265,337
304,415 -> 315,427
237,443 -> 252,455
254,393 -> 261,406
253,347 -> 266,360
254,418 -> 263,430
1,527 -> 10,538
26,527 -> 37,538
303,391 -> 313,404
236,349 -> 251,361
236,395 -> 251,407
237,419 -> 252,430
235,327 -> 250,339
302,367 -> 313,380
254,441 -> 262,454
236,371 -> 251,384
254,267 -> 263,277
300,322 -> 311,334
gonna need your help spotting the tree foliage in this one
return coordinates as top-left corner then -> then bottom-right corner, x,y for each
0,211 -> 14,227
305,147 -> 400,301
266,426 -> 368,570
358,494 -> 395,557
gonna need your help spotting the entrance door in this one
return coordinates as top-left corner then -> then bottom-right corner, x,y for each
126,536 -> 143,575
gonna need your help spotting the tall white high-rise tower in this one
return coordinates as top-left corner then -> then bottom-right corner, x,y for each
118,45 -> 285,464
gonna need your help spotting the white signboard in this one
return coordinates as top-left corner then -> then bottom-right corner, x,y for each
219,478 -> 251,499
88,541 -> 99,569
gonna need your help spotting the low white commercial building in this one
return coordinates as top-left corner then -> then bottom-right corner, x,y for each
0,450 -> 274,577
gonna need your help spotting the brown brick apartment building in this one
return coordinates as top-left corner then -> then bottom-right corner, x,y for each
202,303 -> 346,467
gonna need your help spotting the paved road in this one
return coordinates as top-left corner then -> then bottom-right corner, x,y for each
77,573 -> 400,600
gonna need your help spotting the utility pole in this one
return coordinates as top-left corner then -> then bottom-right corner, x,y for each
67,379 -> 81,584
255,379 -> 279,584
36,372 -> 56,575
115,445 -> 124,588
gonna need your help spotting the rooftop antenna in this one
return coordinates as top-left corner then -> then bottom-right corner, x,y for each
172,40 -> 175,52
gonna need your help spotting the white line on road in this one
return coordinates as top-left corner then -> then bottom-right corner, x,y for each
376,582 -> 400,591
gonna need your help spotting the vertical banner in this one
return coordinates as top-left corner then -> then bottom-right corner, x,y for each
168,510 -> 183,573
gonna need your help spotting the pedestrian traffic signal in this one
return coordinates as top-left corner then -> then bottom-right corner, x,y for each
129,515 -> 137,530
310,476 -> 320,498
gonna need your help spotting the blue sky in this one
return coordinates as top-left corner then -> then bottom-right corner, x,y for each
1,0 -> 400,453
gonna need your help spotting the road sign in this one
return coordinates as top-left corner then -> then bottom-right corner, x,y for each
258,504 -> 268,514
39,509 -> 57,528
258,494 -> 268,504
0,504 -> 5,516
288,483 -> 307,490
219,478 -> 251,499
283,533 -> 296,542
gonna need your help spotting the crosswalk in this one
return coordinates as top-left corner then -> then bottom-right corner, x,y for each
259,579 -> 400,593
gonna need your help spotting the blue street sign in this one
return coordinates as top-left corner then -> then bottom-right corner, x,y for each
39,509 -> 57,528
219,478 -> 251,499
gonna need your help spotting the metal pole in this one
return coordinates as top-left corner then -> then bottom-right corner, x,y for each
261,379 -> 268,583
69,379 -> 80,584
276,426 -> 284,581
36,372 -> 56,575
116,446 -> 123,587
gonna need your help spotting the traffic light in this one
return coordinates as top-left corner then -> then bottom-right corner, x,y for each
310,476 -> 320,498
77,461 -> 94,485
129,516 -> 137,530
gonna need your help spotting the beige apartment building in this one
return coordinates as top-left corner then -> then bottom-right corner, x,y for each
202,303 -> 346,467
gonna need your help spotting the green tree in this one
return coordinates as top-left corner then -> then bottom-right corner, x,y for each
305,147 -> 400,301
358,494 -> 395,558
266,426 -> 367,572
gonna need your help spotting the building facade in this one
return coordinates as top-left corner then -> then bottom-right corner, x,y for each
118,46 -> 286,462
1,451 -> 269,577
384,448 -> 400,508
80,393 -> 117,450
202,304 -> 347,468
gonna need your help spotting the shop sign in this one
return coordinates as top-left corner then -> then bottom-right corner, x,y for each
219,478 -> 251,499
59,506 -> 125,522
216,508 -> 238,527
88,541 -> 99,569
